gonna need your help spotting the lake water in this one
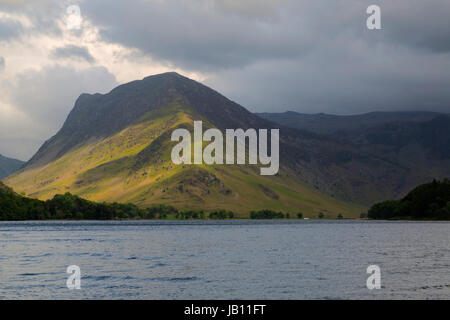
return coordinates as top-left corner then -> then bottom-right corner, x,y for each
0,220 -> 449,299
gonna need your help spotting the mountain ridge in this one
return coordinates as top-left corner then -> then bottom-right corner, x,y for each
9,72 -> 368,216
261,110 -> 450,203
257,110 -> 445,135
7,72 -> 449,214
26,72 -> 284,169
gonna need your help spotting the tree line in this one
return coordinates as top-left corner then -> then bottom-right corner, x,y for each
0,183 -> 309,220
368,179 -> 450,220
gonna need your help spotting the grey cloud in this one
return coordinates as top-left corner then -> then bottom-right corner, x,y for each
0,0 -> 47,8
80,0 -> 450,111
2,0 -> 450,126
381,0 -> 450,53
1,65 -> 118,159
83,0 -> 311,70
0,0 -> 63,38
0,56 -> 4,72
83,0 -> 434,70
205,41 -> 450,114
50,45 -> 95,63
0,17 -> 23,40
214,0 -> 290,19
9,65 -> 117,127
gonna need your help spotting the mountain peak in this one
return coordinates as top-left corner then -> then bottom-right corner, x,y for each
143,71 -> 184,80
23,72 -> 273,169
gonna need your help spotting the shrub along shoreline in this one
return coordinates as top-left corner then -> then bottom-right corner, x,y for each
5,179 -> 449,221
1,182 -> 310,221
368,179 -> 450,220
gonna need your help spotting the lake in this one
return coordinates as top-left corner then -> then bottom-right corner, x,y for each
0,220 -> 449,299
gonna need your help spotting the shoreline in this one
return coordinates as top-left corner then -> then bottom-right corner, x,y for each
1,218 -> 449,222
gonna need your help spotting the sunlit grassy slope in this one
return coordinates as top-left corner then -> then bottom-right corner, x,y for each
6,104 -> 364,218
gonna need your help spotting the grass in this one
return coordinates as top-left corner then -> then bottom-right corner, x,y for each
6,106 -> 366,218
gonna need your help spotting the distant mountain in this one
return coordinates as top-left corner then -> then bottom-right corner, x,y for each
339,115 -> 450,159
260,110 -> 450,201
0,154 -> 24,179
256,111 -> 443,134
5,72 -> 449,214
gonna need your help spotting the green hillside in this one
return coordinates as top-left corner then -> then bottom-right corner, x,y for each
6,103 -> 362,217
5,73 -> 366,218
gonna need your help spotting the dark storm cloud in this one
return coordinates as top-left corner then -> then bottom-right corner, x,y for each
2,0 -> 450,120
82,0 -> 311,70
50,45 -> 95,63
77,0 -> 450,113
0,0 -> 449,160
81,0 -> 450,69
205,50 -> 450,114
382,0 -> 450,53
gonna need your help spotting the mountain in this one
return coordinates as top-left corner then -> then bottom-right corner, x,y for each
339,115 -> 450,158
260,110 -> 450,202
6,72 -> 447,215
338,115 -> 450,191
6,72 -> 364,217
0,154 -> 24,179
256,111 -> 443,135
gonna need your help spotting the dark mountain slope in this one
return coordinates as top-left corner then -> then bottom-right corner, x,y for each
0,154 -> 24,179
262,110 -> 450,200
28,72 -> 281,169
345,115 -> 450,159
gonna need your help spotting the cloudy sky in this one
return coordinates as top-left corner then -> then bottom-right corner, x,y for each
1,0 -> 450,160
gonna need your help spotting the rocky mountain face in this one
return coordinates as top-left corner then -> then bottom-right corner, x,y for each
261,110 -> 450,202
27,72 -> 276,169
6,72 -> 448,215
7,73 -> 364,216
